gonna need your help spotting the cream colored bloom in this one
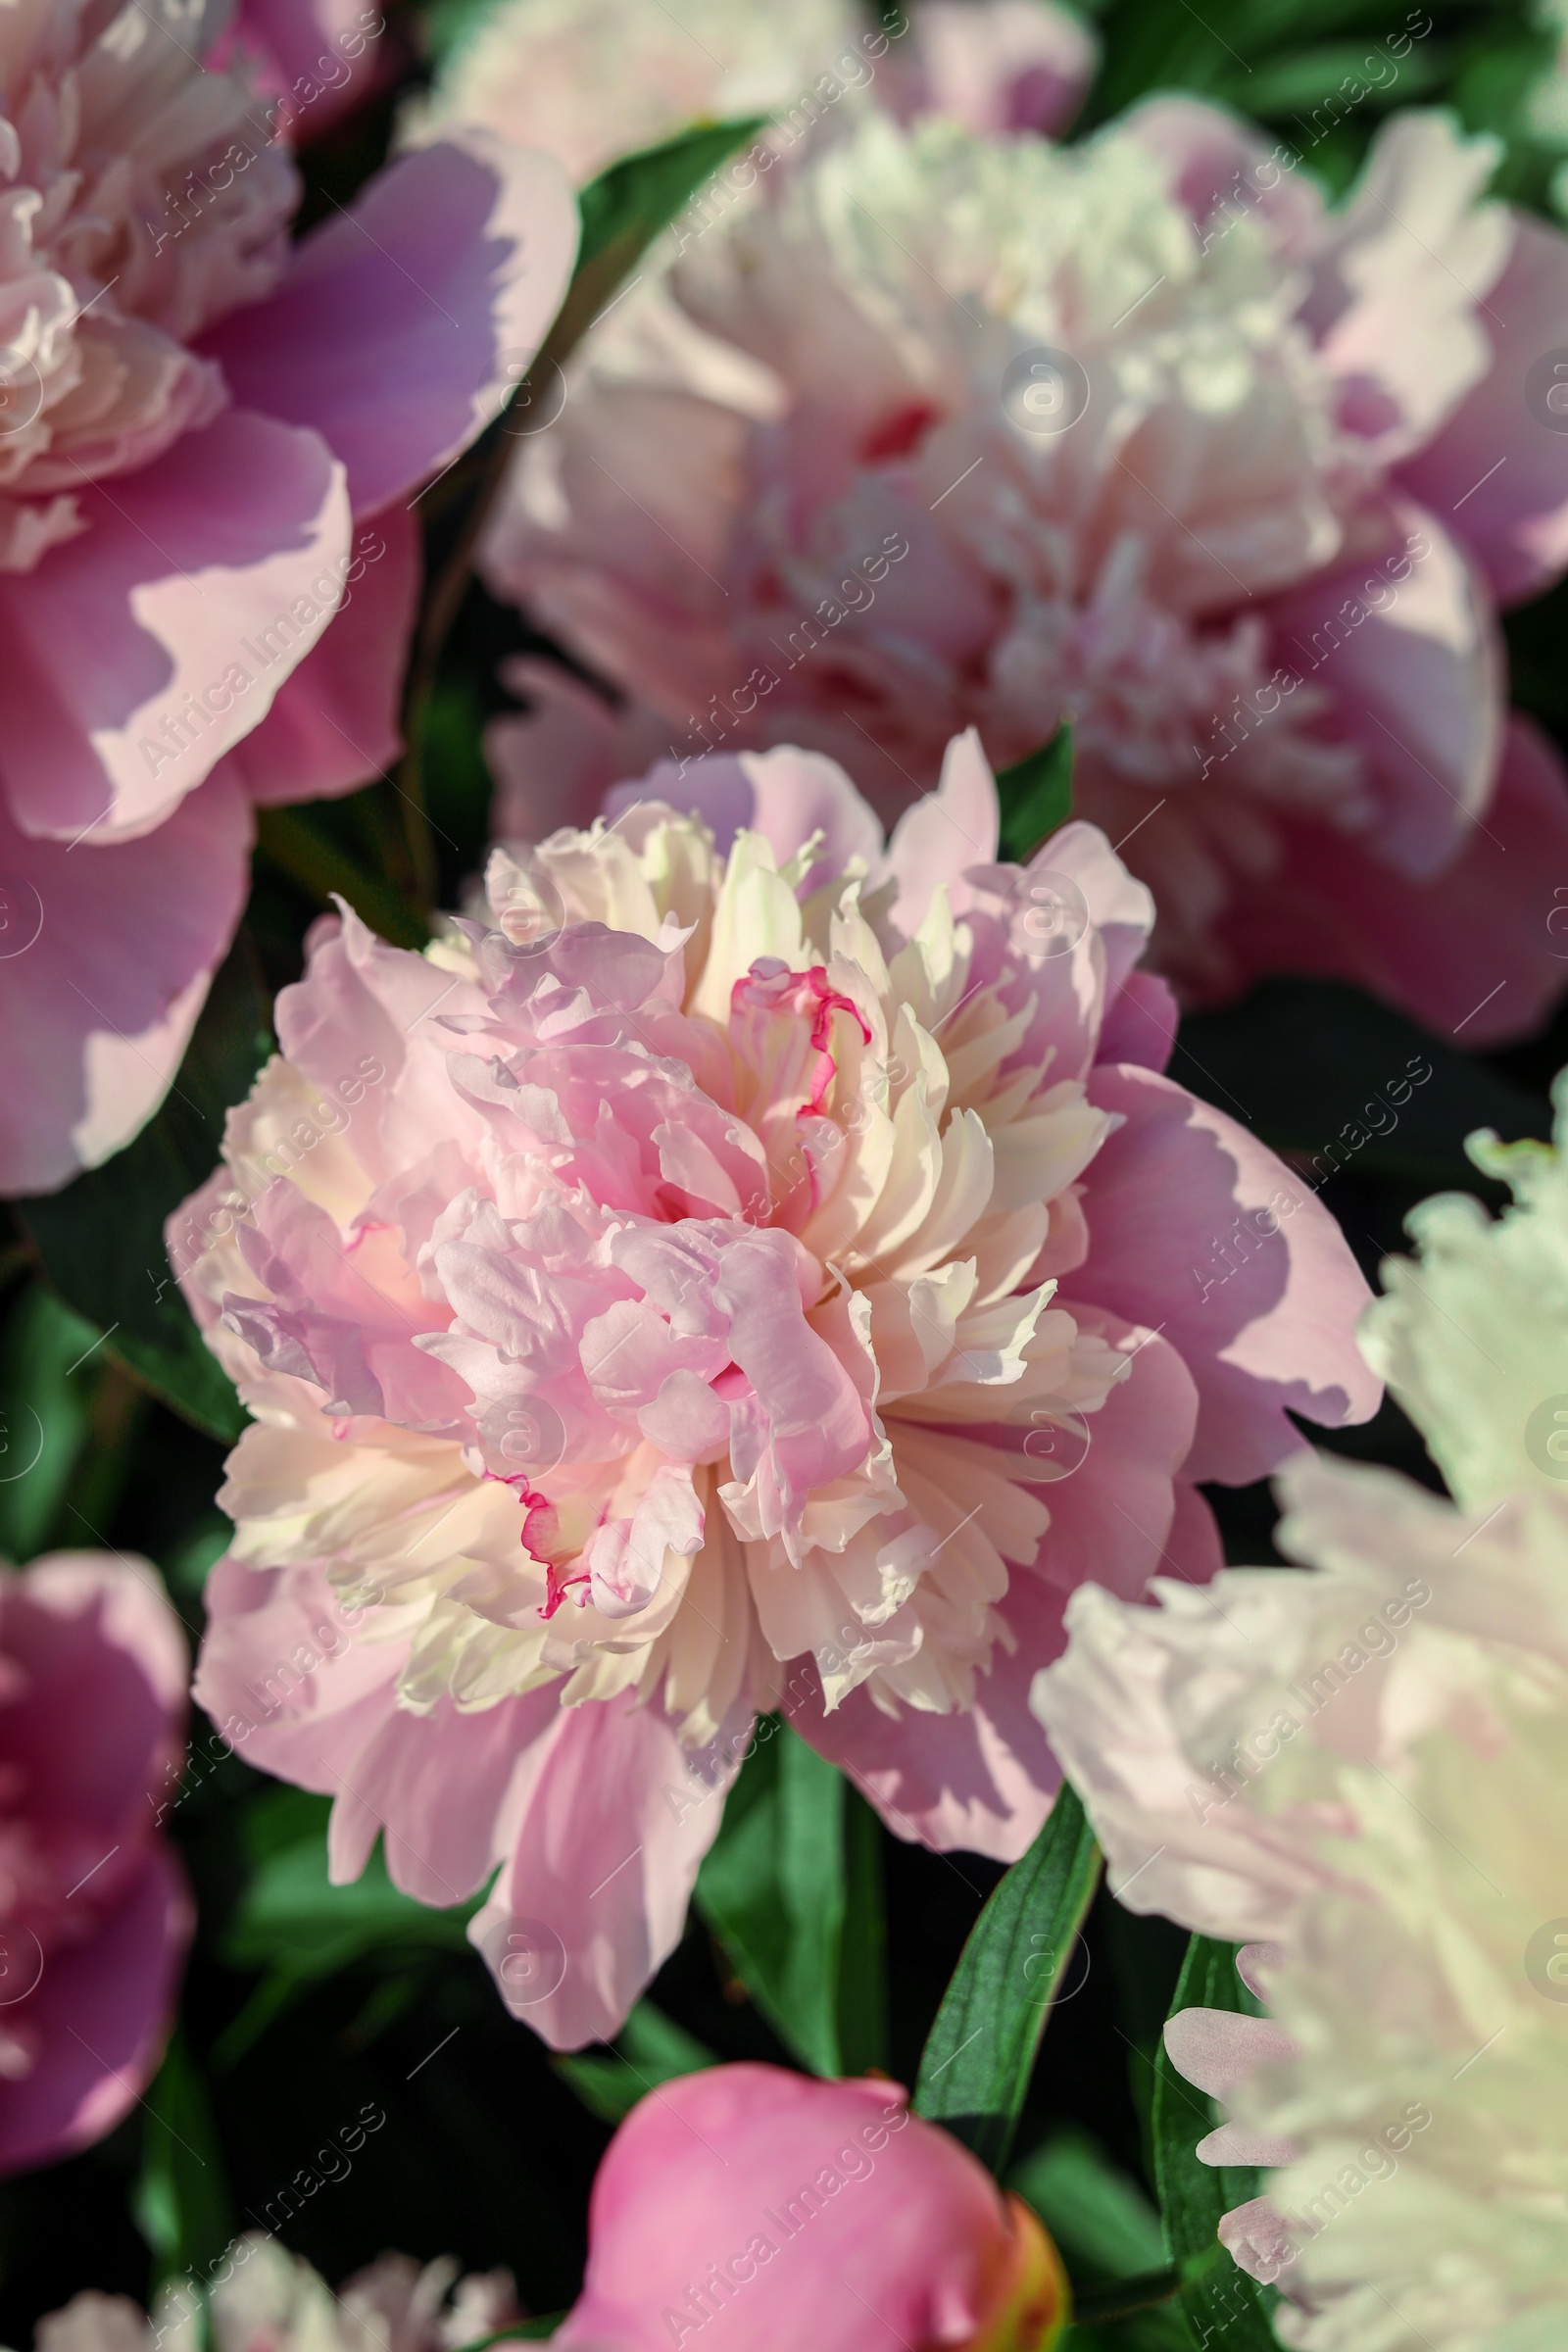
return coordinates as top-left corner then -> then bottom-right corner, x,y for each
1361,1070 -> 1568,1510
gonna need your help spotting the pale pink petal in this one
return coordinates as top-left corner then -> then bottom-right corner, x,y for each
1218,2196 -> 1298,2285
1022,1315 -> 1201,1601
203,136 -> 579,517
1164,2006 -> 1298,2102
606,744 -> 885,894
1214,714 -> 1568,1044
1264,511 -> 1500,880
220,506 -> 421,806
1097,971 -> 1178,1073
226,0 -> 400,138
472,1695 -> 737,2050
1119,95 -> 1325,259
0,767 -> 253,1195
0,411 -> 350,844
326,1687 -> 561,1905
193,1555 -> 413,1792
1078,1065 -> 1380,1483
906,0 -> 1098,138
1401,213 -> 1568,604
1301,115 -> 1510,457
884,727 -> 1000,933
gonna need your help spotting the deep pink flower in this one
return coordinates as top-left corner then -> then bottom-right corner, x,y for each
483,99 -> 1568,1042
176,731 -> 1376,2047
0,0 -> 578,1193
0,1552 -> 191,2175
555,2063 -> 1068,2352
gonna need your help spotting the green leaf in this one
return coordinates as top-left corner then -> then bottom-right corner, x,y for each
133,2029 -> 234,2293
695,1721 -> 885,2076
913,1784 -> 1101,2174
1012,2125 -> 1167,2282
997,724 -> 1074,863
0,1283 -> 100,1562
1173,977 -> 1547,1193
1152,1935 -> 1278,2352
18,940 -> 273,1443
554,2001 -> 718,2125
221,1789 -> 481,1982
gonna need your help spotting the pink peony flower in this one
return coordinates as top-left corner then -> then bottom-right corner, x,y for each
225,0 -> 402,143
0,0 -> 578,1193
554,2062 -> 1068,2352
0,1551 -> 191,2176
482,100 -> 1568,1042
175,729 -> 1375,2048
413,0 -> 1095,188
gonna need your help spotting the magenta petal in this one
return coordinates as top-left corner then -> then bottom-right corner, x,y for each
471,1694 -> 737,2050
220,505 -> 421,806
1078,1065 -> 1379,1484
0,767 -> 253,1194
0,409 -> 350,846
203,134 -> 579,517
558,2065 -> 1022,2352
1401,214 -> 1568,606
1215,713 -> 1568,1044
0,1843 -> 191,2177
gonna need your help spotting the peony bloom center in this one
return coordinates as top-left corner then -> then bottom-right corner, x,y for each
186,738 -> 1136,1748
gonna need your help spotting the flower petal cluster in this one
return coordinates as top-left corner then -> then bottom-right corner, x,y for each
412,0 -> 1094,185
1360,1067 -> 1568,1512
1034,1437 -> 1568,2345
482,98 -> 1568,1041
555,2062 -> 1068,2352
176,730 -> 1374,2047
37,2235 -> 515,2352
0,0 -> 577,1192
0,1551 -> 190,2176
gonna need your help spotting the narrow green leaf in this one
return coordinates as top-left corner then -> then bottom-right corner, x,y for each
1152,1935 -> 1278,2352
695,1722 -> 863,2075
1012,2125 -> 1167,2283
132,2030 -> 234,2292
18,940 -> 272,1443
997,723 -> 1074,864
221,1789 -> 480,1982
0,1283 -> 99,1562
554,2001 -> 718,2125
913,1785 -> 1101,2174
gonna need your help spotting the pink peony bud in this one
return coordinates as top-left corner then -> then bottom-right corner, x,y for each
555,2063 -> 1069,2352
